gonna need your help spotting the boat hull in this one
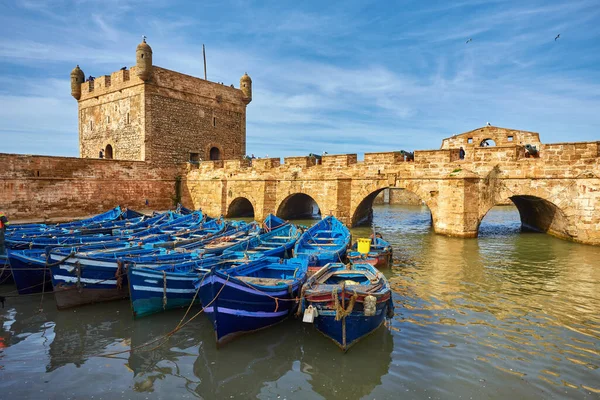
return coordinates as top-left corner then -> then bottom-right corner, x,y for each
8,250 -> 53,295
198,273 -> 301,346
128,267 -> 202,318
50,259 -> 129,309
312,303 -> 390,351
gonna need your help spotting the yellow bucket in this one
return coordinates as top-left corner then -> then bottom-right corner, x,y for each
357,238 -> 371,254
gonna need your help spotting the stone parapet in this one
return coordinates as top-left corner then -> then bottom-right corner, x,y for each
322,154 -> 357,168
284,156 -> 317,168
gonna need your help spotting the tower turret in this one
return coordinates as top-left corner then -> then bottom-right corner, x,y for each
136,37 -> 153,81
240,72 -> 252,104
70,65 -> 85,100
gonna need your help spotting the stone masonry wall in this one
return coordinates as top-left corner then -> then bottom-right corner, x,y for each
145,67 -> 247,167
0,153 -> 178,221
78,68 -> 146,161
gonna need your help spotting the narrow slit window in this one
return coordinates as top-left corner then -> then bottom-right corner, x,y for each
126,112 -> 130,124
90,120 -> 93,130
213,117 -> 216,127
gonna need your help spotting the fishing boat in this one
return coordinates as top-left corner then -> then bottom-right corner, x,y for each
48,220 -> 245,309
293,215 -> 351,274
6,249 -> 54,295
6,206 -> 124,235
222,220 -> 299,260
196,256 -> 308,346
348,234 -> 393,268
300,262 -> 394,351
128,256 -> 243,318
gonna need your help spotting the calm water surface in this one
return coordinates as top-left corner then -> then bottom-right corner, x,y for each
1,205 -> 599,399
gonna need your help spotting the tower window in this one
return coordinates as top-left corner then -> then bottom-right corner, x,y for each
467,138 -> 473,144
190,153 -> 201,163
508,136 -> 513,142
89,120 -> 93,130
213,117 -> 216,127
126,112 -> 130,124
106,116 -> 110,124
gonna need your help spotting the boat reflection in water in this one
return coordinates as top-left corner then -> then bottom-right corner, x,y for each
191,318 -> 302,398
296,322 -> 394,399
47,300 -> 133,372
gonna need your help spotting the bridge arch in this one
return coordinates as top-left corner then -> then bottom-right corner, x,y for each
226,197 -> 255,218
351,185 -> 433,227
277,193 -> 321,220
477,186 -> 576,240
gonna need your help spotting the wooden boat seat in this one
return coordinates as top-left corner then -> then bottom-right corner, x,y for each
253,246 -> 278,250
237,276 -> 294,286
306,243 -> 338,247
260,241 -> 286,246
270,236 -> 292,239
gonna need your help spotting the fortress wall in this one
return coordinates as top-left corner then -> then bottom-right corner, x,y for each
0,153 -> 178,221
540,142 -> 600,161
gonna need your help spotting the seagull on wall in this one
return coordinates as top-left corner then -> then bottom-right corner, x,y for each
142,34 -> 147,42
486,122 -> 491,126
555,34 -> 560,41
466,38 -> 473,44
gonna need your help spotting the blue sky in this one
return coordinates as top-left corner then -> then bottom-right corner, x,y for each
0,0 -> 599,158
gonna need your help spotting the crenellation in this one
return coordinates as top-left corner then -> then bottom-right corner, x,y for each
284,156 -> 317,168
322,154 -> 357,168
364,151 -> 404,165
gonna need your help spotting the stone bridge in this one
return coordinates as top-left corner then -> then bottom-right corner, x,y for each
183,126 -> 600,245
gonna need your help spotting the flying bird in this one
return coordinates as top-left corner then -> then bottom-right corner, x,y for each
555,34 -> 560,41
466,38 -> 473,44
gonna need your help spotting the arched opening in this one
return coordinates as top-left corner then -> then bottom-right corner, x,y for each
209,147 -> 221,161
276,193 -> 321,220
479,138 -> 496,147
510,195 -> 572,239
352,187 -> 430,227
226,197 -> 254,218
478,195 -> 572,240
105,144 -> 113,159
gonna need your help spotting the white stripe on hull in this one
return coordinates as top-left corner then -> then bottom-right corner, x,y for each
53,275 -> 117,285
132,285 -> 197,294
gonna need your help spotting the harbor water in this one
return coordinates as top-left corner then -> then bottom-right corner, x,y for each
1,205 -> 599,399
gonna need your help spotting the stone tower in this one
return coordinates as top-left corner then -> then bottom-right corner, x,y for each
135,37 -> 153,81
240,72 -> 252,104
72,40 -> 251,164
70,65 -> 85,100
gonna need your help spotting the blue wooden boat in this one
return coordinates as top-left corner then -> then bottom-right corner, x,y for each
6,206 -> 123,233
196,256 -> 308,346
348,235 -> 393,268
263,214 -> 288,230
6,249 -> 54,295
222,221 -> 299,260
293,215 -> 351,274
127,257 -> 245,318
48,221 -> 249,309
8,232 -> 175,295
300,263 -> 394,351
